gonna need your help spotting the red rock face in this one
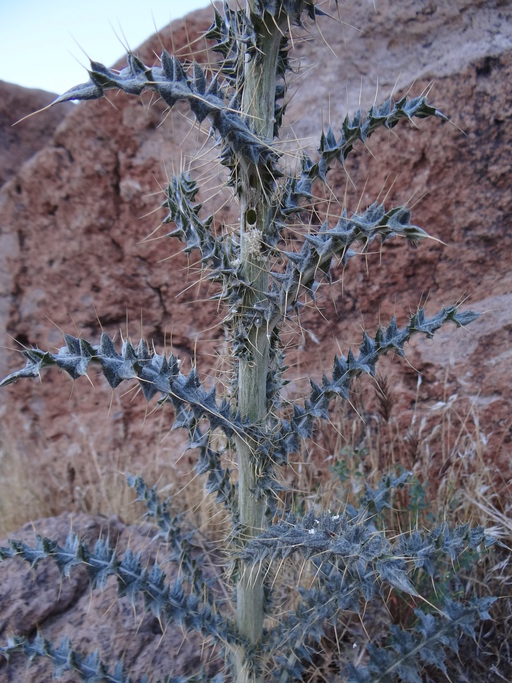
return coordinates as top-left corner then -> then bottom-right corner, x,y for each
0,80 -> 73,188
0,3 -> 511,681
0,1 -> 511,511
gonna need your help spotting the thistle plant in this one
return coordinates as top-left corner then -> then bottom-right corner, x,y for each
0,1 -> 497,682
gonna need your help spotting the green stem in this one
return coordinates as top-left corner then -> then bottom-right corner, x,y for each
232,6 -> 285,682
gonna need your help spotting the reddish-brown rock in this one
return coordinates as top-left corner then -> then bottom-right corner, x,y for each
0,0 -> 511,516
0,80 -> 73,188
1,2 -> 511,681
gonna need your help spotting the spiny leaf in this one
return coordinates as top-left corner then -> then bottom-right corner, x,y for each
0,632 -> 226,682
376,559 -> 418,597
273,201 -> 435,315
287,305 -> 479,443
1,531 -> 232,646
51,53 -> 278,175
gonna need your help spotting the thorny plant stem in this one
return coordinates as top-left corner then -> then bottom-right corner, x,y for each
232,5 -> 285,682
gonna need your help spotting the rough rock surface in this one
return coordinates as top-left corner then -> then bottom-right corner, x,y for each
1,1 -> 512,680
0,3 -> 510,516
0,80 -> 72,188
0,513 -> 214,681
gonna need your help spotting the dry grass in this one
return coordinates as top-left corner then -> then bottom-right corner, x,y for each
0,432 -> 55,537
278,374 -> 512,681
0,419 -> 167,536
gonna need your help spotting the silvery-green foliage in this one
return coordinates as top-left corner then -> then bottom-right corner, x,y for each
0,632 -> 224,683
0,527 -> 233,640
0,0 -> 492,681
0,301 -> 477,506
0,473 -> 496,681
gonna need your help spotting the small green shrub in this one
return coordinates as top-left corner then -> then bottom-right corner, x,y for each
0,2 -> 499,681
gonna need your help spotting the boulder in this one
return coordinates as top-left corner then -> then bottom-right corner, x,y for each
0,1 -> 510,520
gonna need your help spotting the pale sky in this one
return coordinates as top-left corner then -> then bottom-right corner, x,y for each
0,0 -> 210,94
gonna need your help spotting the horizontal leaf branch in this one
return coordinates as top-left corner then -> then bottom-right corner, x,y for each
276,94 -> 447,224
0,334 -> 239,509
0,532 -> 234,646
0,334 -> 236,430
51,52 -> 277,173
269,305 -> 480,459
270,202 -> 432,318
241,506 -> 490,597
0,632 -> 225,683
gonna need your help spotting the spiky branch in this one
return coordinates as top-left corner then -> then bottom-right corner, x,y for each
0,632 -> 225,683
0,303 -> 478,503
0,531 -> 233,646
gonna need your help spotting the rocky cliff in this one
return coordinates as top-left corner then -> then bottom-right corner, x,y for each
0,1 -> 511,513
0,80 -> 73,188
1,1 -> 512,680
